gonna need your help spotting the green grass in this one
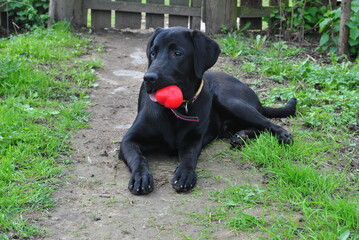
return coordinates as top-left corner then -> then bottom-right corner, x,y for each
195,133 -> 358,239
189,33 -> 359,239
0,21 -> 100,238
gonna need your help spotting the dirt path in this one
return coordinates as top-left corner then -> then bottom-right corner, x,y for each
36,31 -> 261,240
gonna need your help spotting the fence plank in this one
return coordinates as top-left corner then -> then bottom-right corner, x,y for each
240,0 -> 262,30
190,0 -> 201,30
169,0 -> 189,28
115,0 -> 141,29
92,9 -> 111,29
84,0 -> 201,17
146,0 -> 164,29
52,0 -> 79,23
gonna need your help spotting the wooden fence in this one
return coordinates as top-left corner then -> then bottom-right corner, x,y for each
49,0 -> 202,31
5,0 -> 334,34
48,0 -> 287,33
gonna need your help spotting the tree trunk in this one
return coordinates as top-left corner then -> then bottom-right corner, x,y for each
47,0 -> 86,27
48,0 -> 55,28
338,0 -> 352,56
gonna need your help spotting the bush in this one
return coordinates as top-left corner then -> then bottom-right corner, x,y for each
2,0 -> 49,31
264,0 -> 328,38
318,0 -> 359,59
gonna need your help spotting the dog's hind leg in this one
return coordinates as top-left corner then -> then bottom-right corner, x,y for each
217,96 -> 294,144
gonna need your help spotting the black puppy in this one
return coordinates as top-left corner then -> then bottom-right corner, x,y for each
120,27 -> 296,195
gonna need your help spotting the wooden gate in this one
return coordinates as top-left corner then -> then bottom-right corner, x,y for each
83,0 -> 202,30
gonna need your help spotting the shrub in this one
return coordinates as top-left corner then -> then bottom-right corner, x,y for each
318,0 -> 359,59
2,0 -> 49,31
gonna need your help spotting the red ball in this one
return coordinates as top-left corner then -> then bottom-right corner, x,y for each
155,85 -> 183,109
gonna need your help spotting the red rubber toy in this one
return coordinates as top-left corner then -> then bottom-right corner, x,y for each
155,85 -> 183,109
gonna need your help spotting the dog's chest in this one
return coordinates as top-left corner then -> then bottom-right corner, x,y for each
152,114 -> 198,147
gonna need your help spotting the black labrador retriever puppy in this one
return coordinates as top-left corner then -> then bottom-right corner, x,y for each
120,27 -> 296,195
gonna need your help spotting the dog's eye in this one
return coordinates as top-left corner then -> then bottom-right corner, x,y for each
174,51 -> 182,57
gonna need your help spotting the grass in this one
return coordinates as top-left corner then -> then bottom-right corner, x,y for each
187,32 -> 359,239
194,133 -> 358,239
0,21 -> 100,238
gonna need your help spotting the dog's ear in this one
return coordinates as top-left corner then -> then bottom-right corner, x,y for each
191,30 -> 221,79
146,28 -> 163,67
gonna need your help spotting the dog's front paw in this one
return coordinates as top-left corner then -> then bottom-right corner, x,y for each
278,131 -> 293,144
171,167 -> 197,192
128,170 -> 154,195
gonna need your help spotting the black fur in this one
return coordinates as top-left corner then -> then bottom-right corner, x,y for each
119,27 -> 296,195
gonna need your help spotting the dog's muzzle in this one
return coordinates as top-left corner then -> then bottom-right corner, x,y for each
143,72 -> 158,93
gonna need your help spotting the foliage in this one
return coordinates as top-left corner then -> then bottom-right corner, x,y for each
318,0 -> 359,58
264,0 -> 328,38
220,32 -> 250,58
2,0 -> 49,30
219,33 -> 359,131
220,32 -> 269,58
0,21 -> 100,238
264,0 -> 359,58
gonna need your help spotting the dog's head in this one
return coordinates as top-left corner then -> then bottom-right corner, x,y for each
143,27 -> 220,99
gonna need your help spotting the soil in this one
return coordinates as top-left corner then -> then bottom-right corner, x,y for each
33,30 -> 265,240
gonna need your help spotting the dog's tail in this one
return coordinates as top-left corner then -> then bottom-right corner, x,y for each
262,98 -> 297,118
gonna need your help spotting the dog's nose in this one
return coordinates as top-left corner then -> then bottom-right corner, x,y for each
144,72 -> 158,83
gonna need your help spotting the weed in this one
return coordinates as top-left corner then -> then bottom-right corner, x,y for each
220,32 -> 250,58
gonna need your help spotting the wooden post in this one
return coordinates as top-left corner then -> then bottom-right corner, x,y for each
48,0 -> 86,27
73,0 -> 86,26
338,0 -> 351,56
240,0 -> 262,30
146,0 -> 164,29
52,0 -> 75,22
205,0 -> 237,34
